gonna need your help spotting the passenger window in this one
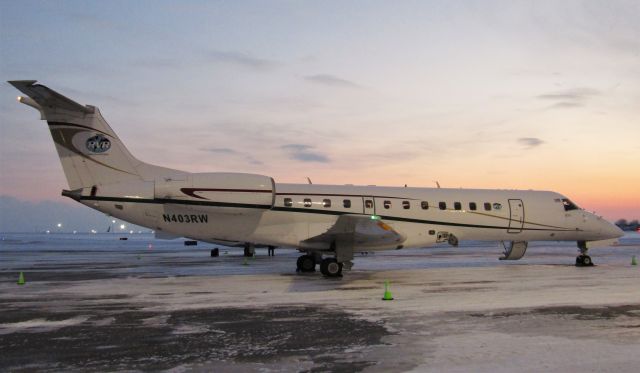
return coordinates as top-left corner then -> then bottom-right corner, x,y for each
439,202 -> 446,210
469,202 -> 477,211
454,202 -> 461,210
484,202 -> 491,211
322,199 -> 331,208
284,198 -> 293,207
493,203 -> 502,210
365,200 -> 373,209
421,201 -> 429,210
402,201 -> 410,209
383,200 -> 391,209
304,198 -> 312,207
343,199 -> 351,208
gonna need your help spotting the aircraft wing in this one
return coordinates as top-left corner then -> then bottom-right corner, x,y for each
303,214 -> 407,248
303,214 -> 406,263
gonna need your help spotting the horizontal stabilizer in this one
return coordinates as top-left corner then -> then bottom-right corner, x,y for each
8,80 -> 93,114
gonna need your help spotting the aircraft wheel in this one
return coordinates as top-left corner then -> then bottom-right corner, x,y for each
320,258 -> 343,277
575,255 -> 594,267
296,255 -> 316,272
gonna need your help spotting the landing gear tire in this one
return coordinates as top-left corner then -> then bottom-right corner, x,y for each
296,255 -> 316,272
320,258 -> 343,277
576,241 -> 594,267
576,255 -> 594,267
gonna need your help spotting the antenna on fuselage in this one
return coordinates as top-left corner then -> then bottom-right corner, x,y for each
306,177 -> 313,185
434,181 -> 441,188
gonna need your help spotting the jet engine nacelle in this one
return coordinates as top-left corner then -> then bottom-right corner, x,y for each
154,172 -> 275,208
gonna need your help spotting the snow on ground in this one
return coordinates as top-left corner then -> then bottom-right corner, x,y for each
0,232 -> 639,372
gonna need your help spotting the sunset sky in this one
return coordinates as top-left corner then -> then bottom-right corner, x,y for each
1,0 -> 638,220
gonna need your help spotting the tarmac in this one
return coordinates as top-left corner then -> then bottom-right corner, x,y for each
1,232 -> 639,372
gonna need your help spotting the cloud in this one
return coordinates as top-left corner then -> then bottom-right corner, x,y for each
537,87 -> 599,101
281,144 -> 330,163
281,144 -> 313,151
537,87 -> 600,109
518,137 -> 544,149
550,102 -> 583,108
200,147 -> 237,154
206,50 -> 279,70
199,147 -> 264,166
245,156 -> 264,166
304,74 -> 361,88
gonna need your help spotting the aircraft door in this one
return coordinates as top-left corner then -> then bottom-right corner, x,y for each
508,199 -> 525,233
363,196 -> 376,215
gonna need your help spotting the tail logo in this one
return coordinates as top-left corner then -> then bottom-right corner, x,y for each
86,134 -> 111,153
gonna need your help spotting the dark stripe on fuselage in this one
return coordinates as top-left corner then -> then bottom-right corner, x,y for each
276,192 -> 419,200
77,195 -> 574,232
181,187 -> 273,200
79,196 -> 272,210
271,207 -> 574,232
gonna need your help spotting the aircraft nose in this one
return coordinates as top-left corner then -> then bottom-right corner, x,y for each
603,220 -> 625,239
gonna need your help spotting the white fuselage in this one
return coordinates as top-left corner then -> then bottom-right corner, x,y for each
80,181 -> 621,251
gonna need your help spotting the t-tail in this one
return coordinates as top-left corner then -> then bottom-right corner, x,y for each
8,80 -> 180,196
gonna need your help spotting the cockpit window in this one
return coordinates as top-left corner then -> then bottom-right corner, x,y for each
561,198 -> 580,211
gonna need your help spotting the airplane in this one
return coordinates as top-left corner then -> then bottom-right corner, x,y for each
8,80 -> 624,277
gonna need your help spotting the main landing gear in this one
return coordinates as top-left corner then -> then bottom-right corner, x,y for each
296,254 -> 316,273
576,241 -> 594,267
243,242 -> 255,257
296,254 -> 343,277
320,257 -> 343,277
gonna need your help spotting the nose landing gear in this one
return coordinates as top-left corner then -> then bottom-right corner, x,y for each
576,241 -> 594,267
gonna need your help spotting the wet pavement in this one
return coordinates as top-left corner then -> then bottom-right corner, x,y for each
1,232 -> 639,372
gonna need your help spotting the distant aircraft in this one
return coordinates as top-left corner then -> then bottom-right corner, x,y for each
9,81 -> 623,277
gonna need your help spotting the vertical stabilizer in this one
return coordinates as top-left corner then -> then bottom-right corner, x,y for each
9,80 -> 144,190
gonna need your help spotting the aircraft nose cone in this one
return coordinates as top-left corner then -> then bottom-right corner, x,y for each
606,222 -> 625,239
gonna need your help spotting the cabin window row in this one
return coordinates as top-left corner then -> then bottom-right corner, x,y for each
283,197 -> 350,208
384,200 -> 500,211
283,197 -> 502,211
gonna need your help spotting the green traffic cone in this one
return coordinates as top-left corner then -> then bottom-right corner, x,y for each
243,258 -> 249,266
632,255 -> 637,266
382,280 -> 394,301
17,272 -> 25,285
